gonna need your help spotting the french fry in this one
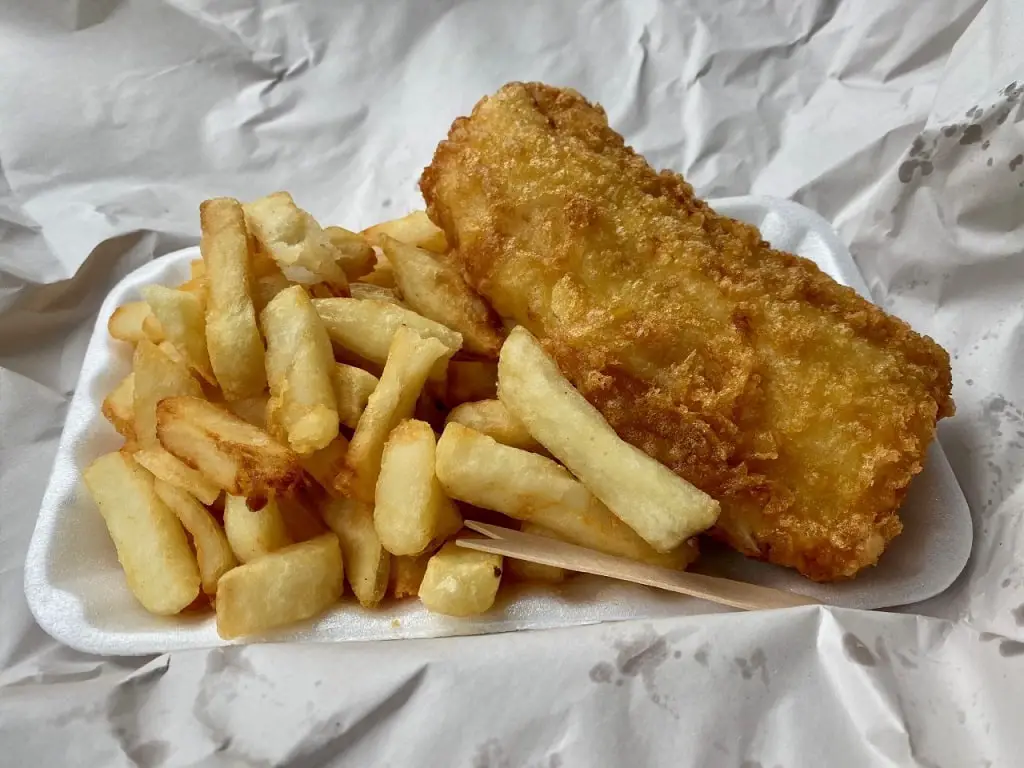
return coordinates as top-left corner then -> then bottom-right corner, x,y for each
225,394 -> 270,429
102,373 -> 136,440
362,210 -> 448,253
157,340 -> 186,365
360,257 -> 396,289
374,420 -> 462,556
133,446 -> 221,506
381,236 -> 503,357
336,327 -> 453,502
190,259 -> 206,281
300,436 -> 348,496
261,285 -> 339,454
223,494 -> 292,563
321,497 -> 390,607
156,396 -> 304,498
348,282 -> 403,305
324,226 -> 376,280
498,327 -> 720,552
153,478 -> 236,595
389,553 -> 430,598
243,192 -> 348,292
251,270 -> 292,314
132,340 -> 203,448
141,285 -> 216,384
83,452 -> 200,614
201,197 -> 267,400
107,301 -> 164,344
331,364 -> 378,429
445,360 -> 498,405
313,298 -> 462,374
215,533 -> 344,639
418,542 -> 502,617
435,423 -> 696,569
504,523 -> 566,583
446,400 -> 541,452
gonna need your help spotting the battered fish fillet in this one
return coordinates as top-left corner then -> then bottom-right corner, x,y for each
420,82 -> 954,582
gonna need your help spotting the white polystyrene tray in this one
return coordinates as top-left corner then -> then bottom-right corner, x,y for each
24,196 -> 973,655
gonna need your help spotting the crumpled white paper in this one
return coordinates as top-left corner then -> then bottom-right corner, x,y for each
2,0 -> 1022,765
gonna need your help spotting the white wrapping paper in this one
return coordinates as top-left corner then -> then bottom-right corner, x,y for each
2,0 -> 1023,764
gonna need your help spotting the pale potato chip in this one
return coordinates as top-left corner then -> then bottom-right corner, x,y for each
374,419 -> 461,556
261,285 -> 339,454
435,423 -> 696,569
445,399 -> 541,452
223,494 -> 293,563
321,497 -> 390,608
132,340 -> 203,449
216,533 -> 344,638
141,285 -> 216,384
362,210 -> 448,253
336,327 -> 453,502
243,192 -> 348,291
418,542 -> 501,617
381,236 -> 503,357
153,478 -> 236,595
83,452 -> 200,615
201,197 -> 267,400
102,373 -> 136,441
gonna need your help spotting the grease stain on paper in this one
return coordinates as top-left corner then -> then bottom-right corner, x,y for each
733,648 -> 769,686
842,633 -> 876,666
999,640 -> 1024,658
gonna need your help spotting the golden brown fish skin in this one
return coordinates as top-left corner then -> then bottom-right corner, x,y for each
421,82 -> 954,582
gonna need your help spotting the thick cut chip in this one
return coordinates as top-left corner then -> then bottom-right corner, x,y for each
362,210 -> 448,253
102,373 -> 136,440
261,285 -> 339,454
300,436 -> 348,497
108,301 -> 164,344
348,283 -> 402,305
498,327 -> 719,552
215,533 -> 344,639
374,419 -> 462,556
223,494 -> 293,563
153,479 -> 236,595
132,340 -> 203,448
418,542 -> 502,617
335,327 -> 453,502
321,497 -> 390,608
133,446 -> 221,506
389,553 -> 431,598
381,236 -> 503,357
83,452 -> 200,614
141,285 -> 216,384
445,399 -> 540,452
225,394 -> 270,429
435,423 -> 696,569
313,298 -> 462,373
156,395 -> 304,498
252,270 -> 292,314
324,226 -> 376,280
201,197 -> 267,400
331,364 -> 378,430
243,192 -> 348,292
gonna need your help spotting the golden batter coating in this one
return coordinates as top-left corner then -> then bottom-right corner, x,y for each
421,82 -> 953,581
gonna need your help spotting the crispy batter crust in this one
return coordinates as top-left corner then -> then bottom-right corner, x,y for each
421,82 -> 953,581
